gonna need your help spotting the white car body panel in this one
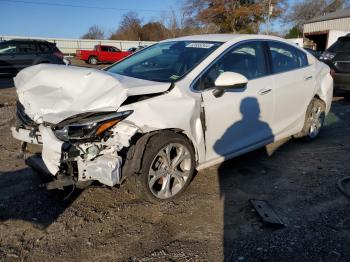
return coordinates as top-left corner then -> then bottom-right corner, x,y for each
14,64 -> 171,124
201,75 -> 275,162
11,34 -> 333,187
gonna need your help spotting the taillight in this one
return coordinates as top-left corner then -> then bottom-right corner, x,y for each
330,69 -> 336,77
53,51 -> 64,59
320,51 -> 335,61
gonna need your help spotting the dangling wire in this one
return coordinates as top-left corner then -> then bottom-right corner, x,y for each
64,184 -> 76,200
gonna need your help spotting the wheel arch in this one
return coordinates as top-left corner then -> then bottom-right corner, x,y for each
122,128 -> 200,182
88,55 -> 98,60
314,69 -> 334,114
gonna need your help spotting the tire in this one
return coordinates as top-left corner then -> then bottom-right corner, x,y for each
127,132 -> 195,203
88,56 -> 98,65
295,98 -> 326,140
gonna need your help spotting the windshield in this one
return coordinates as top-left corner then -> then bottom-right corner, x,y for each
107,41 -> 222,82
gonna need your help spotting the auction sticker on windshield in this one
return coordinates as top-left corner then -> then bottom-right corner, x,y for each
186,43 -> 215,49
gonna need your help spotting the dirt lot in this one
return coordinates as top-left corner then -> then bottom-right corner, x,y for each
1,64 -> 350,261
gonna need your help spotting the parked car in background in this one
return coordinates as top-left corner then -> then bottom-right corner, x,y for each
320,36 -> 350,92
0,39 -> 67,76
76,45 -> 131,65
128,45 -> 147,53
12,34 -> 333,202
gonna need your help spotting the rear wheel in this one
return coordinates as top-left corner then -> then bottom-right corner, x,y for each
296,98 -> 326,140
88,56 -> 98,65
128,132 -> 195,203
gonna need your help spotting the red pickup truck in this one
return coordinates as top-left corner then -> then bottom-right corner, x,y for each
76,45 -> 131,65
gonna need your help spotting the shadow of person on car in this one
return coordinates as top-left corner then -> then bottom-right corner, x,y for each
213,97 -> 274,261
0,167 -> 82,228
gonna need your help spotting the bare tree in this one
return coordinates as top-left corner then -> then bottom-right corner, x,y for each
81,25 -> 105,39
140,22 -> 169,41
110,12 -> 142,40
285,0 -> 347,30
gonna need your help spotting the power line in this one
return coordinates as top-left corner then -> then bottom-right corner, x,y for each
0,0 -> 163,13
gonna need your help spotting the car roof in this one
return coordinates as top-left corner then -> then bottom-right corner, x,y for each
6,39 -> 53,43
163,34 -> 285,43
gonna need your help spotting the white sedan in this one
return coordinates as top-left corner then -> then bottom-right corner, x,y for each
12,34 -> 333,202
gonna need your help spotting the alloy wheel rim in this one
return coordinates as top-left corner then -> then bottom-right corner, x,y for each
90,58 -> 97,64
148,143 -> 192,199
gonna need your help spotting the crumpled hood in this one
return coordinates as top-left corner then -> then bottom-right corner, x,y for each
14,64 -> 171,124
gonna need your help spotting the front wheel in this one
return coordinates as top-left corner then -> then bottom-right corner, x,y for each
128,132 -> 195,203
296,98 -> 326,140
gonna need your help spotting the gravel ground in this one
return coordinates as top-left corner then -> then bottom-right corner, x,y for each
0,66 -> 350,261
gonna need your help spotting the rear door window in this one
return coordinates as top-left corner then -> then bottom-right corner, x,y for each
268,41 -> 307,73
17,42 -> 37,54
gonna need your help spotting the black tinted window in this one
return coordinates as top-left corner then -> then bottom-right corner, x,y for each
335,37 -> 350,52
38,42 -> 52,52
109,47 -> 119,52
268,42 -> 307,73
17,42 -> 37,53
0,42 -> 16,54
194,41 -> 267,90
101,46 -> 109,51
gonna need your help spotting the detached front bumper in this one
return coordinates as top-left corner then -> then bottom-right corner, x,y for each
11,125 -> 123,187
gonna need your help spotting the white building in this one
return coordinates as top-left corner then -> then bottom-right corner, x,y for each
304,8 -> 350,51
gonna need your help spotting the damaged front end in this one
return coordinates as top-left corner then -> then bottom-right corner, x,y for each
12,101 -> 139,189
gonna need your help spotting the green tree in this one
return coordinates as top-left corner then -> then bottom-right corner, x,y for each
285,26 -> 303,38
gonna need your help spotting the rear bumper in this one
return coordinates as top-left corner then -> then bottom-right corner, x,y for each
333,73 -> 350,91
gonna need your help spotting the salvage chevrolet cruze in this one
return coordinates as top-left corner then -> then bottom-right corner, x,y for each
12,34 -> 333,202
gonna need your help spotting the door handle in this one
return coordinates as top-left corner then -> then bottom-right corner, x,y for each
259,88 -> 272,95
304,76 -> 313,80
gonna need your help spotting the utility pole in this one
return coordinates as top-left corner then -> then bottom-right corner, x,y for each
266,0 -> 273,35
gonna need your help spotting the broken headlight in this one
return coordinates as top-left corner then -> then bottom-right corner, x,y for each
53,110 -> 133,142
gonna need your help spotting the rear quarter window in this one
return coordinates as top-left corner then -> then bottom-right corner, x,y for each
297,49 -> 308,67
268,41 -> 308,74
17,42 -> 37,53
38,42 -> 52,53
329,37 -> 350,52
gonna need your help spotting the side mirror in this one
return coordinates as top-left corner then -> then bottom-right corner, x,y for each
212,72 -> 248,98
